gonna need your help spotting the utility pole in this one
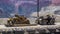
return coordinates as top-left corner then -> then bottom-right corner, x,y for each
37,0 -> 40,23
37,0 -> 39,18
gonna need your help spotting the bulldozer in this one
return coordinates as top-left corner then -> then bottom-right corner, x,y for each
6,15 -> 30,27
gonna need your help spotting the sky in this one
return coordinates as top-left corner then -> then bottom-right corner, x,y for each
0,0 -> 60,18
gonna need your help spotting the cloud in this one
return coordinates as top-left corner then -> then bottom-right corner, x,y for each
30,6 -> 60,17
